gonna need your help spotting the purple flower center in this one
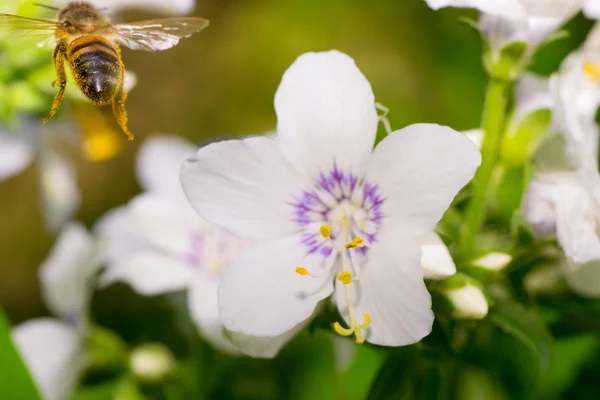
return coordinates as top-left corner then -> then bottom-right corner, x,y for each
291,163 -> 385,257
184,226 -> 245,278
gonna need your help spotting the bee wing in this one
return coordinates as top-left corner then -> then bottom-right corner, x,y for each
112,17 -> 209,52
0,14 -> 59,34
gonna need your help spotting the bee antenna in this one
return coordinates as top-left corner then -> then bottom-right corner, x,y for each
33,3 -> 60,11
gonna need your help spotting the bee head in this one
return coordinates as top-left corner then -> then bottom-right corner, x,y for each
59,2 -> 108,32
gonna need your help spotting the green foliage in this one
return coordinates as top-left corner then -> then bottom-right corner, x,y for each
367,345 -> 420,400
0,307 -> 42,400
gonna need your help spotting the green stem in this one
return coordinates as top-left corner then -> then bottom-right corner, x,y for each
460,78 -> 512,255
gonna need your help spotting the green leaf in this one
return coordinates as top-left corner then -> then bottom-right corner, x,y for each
489,301 -> 553,373
367,345 -> 420,400
534,333 -> 600,400
0,307 -> 42,400
340,341 -> 387,400
69,381 -> 119,400
454,367 -> 508,400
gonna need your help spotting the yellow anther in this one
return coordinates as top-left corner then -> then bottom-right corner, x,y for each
295,266 -> 308,276
584,62 -> 600,82
319,224 -> 332,238
337,271 -> 353,285
333,322 -> 354,336
358,313 -> 372,329
345,236 -> 364,249
332,313 -> 371,344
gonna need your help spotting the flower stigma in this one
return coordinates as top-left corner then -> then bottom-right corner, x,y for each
291,164 -> 383,343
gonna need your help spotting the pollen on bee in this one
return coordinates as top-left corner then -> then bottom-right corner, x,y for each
83,129 -> 122,162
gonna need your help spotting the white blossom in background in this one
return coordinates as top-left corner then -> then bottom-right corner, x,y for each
424,0 -> 582,65
0,120 -> 80,232
522,23 -> 600,297
181,51 -> 481,347
524,168 -> 600,297
96,135 -> 298,358
52,0 -> 196,15
12,222 -> 100,400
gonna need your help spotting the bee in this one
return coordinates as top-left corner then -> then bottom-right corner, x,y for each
0,2 -> 209,140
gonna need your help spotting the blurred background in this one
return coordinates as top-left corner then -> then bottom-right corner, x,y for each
0,0 -> 597,398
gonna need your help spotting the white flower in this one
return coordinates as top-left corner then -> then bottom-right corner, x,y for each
522,22 -> 600,297
444,282 -> 489,319
97,135 -> 296,358
524,168 -> 600,296
52,0 -> 195,15
180,51 -> 481,346
0,121 -> 80,231
424,0 -> 581,57
12,222 -> 99,400
584,0 -> 600,18
545,33 -> 600,166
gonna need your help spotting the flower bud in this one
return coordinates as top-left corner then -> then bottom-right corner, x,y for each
444,282 -> 489,320
471,252 -> 512,272
129,343 -> 175,383
524,264 -> 565,295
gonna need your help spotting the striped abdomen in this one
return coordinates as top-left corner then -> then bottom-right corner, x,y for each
67,36 -> 122,105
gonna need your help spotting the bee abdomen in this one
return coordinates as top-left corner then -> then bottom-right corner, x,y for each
68,37 -> 122,105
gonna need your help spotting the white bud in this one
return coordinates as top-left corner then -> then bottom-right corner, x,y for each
129,343 -> 175,383
445,283 -> 489,320
471,252 -> 512,272
524,265 -> 564,295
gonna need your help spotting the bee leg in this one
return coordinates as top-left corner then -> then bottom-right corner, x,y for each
43,43 -> 67,124
112,85 -> 134,141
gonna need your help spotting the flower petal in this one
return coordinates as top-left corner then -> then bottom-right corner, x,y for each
423,0 -> 527,19
12,318 -> 84,400
187,274 -> 241,355
550,51 -> 600,165
94,206 -> 145,265
38,150 -> 81,232
365,124 -> 481,237
181,136 -> 308,240
274,51 -> 378,177
228,319 -> 311,359
0,133 -> 33,182
99,250 -> 193,295
136,134 -> 197,197
419,232 -> 456,280
334,234 -> 433,346
584,0 -> 600,19
515,73 -> 552,120
527,172 -> 600,264
40,222 -> 96,320
127,193 -> 200,257
218,234 -> 334,336
463,129 -> 483,150
565,259 -> 600,297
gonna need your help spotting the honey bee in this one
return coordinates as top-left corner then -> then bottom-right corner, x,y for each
0,2 -> 209,140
